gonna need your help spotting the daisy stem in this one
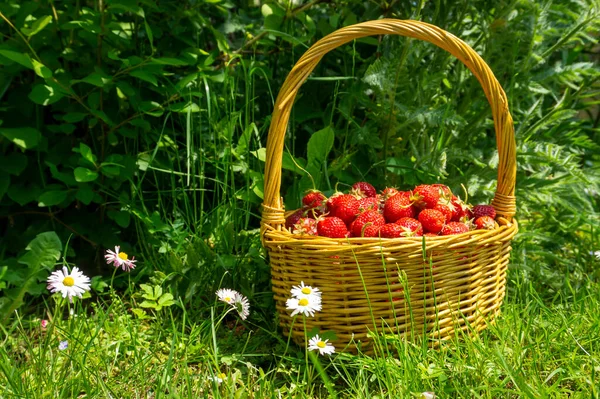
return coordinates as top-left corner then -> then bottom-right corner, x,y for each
109,265 -> 119,289
303,316 -> 309,382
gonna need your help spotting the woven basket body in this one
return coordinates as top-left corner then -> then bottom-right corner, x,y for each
261,19 -> 518,350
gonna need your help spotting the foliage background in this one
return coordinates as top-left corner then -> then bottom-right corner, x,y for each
0,0 -> 599,318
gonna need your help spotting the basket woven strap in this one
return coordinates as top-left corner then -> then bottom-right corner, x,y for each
262,19 -> 517,230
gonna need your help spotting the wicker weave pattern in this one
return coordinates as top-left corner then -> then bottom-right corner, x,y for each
261,19 -> 518,350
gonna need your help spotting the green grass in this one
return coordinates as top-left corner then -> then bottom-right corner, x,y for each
1,270 -> 598,398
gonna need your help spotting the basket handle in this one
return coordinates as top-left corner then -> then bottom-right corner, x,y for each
262,19 -> 516,227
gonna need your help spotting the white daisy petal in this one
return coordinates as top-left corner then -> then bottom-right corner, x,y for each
286,295 -> 321,317
216,288 -> 239,305
290,281 -> 322,300
308,334 -> 335,355
47,266 -> 91,303
233,292 -> 250,320
104,246 -> 137,272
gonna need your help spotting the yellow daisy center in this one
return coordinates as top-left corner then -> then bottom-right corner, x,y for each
317,341 -> 326,348
299,298 -> 309,306
224,297 -> 231,302
218,373 -> 226,379
63,276 -> 75,287
301,287 -> 311,295
118,252 -> 129,260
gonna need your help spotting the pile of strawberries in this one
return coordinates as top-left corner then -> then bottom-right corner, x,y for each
285,182 -> 498,238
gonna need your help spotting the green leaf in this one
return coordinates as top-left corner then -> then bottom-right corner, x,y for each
157,293 -> 175,307
22,15 -> 53,37
74,167 -> 99,182
107,210 -> 130,228
152,57 -> 189,66
144,20 -> 154,52
46,162 -> 77,185
306,126 -> 334,166
0,153 -> 28,175
63,112 -> 87,123
139,300 -> 157,309
19,232 -> 62,270
32,60 -> 52,78
0,174 -> 9,202
37,190 -> 68,207
78,143 -> 97,166
0,127 -> 42,149
0,50 -> 34,69
29,84 -> 65,105
8,185 -> 41,206
130,70 -> 158,86
74,72 -> 112,87
168,102 -> 200,113
1,232 -> 62,321
140,284 -> 154,297
75,185 -> 94,205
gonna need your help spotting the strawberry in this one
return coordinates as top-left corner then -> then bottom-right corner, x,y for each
357,197 -> 380,212
292,218 -> 318,235
317,217 -> 349,238
325,192 -> 344,212
441,222 -> 469,235
418,209 -> 446,234
474,216 -> 496,230
383,192 -> 416,222
396,217 -> 424,237
363,223 -> 383,237
433,203 -> 453,223
379,223 -> 405,238
472,205 -> 496,220
381,187 -> 399,200
302,191 -> 326,209
411,184 -> 440,209
350,210 -> 385,237
450,195 -> 473,222
285,209 -> 306,230
351,182 -> 377,198
329,194 -> 360,225
431,184 -> 453,200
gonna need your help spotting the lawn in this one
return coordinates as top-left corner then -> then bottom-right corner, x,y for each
1,0 -> 599,397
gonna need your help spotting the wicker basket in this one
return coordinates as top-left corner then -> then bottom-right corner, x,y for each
260,19 -> 518,351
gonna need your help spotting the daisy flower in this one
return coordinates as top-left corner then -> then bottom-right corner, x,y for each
58,340 -> 68,350
104,246 -> 137,272
216,288 -> 238,305
47,266 -> 91,303
421,393 -> 436,399
40,319 -> 48,329
592,250 -> 600,260
208,372 -> 227,384
308,334 -> 335,355
233,293 -> 250,320
290,281 -> 321,300
286,295 -> 322,317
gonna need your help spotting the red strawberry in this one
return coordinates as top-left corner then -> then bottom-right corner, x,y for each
379,223 -> 405,238
325,192 -> 344,212
474,216 -> 496,230
381,187 -> 399,200
418,209 -> 446,234
396,217 -> 424,237
441,222 -> 469,235
411,184 -> 440,209
433,203 -> 453,223
383,192 -> 416,222
292,218 -> 318,235
431,184 -> 453,200
317,217 -> 349,238
329,194 -> 360,225
302,191 -> 326,208
351,182 -> 377,198
472,205 -> 496,220
363,223 -> 383,237
285,209 -> 306,230
450,196 -> 473,222
350,210 -> 385,237
357,197 -> 380,212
